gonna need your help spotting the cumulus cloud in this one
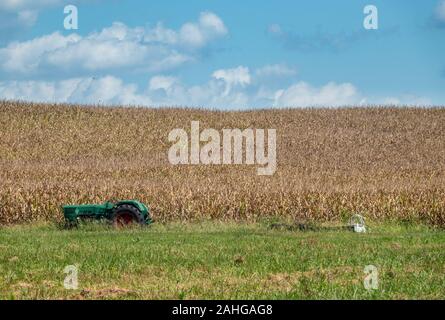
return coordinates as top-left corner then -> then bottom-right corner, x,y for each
0,0 -> 80,35
0,66 -> 370,109
149,75 -> 178,92
382,95 -> 432,106
144,11 -> 227,48
273,82 -> 361,107
0,12 -> 227,76
0,75 -> 241,108
212,66 -> 251,96
148,76 -> 250,108
0,0 -> 65,11
4,63 -> 427,109
179,12 -> 228,47
255,64 -> 297,78
0,32 -> 81,73
17,9 -> 38,26
0,76 -> 152,106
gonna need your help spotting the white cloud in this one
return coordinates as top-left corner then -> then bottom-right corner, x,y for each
0,74 -> 247,108
0,0 -> 63,11
180,23 -> 206,47
144,12 -> 227,48
149,75 -> 178,91
0,76 -> 152,106
255,64 -> 297,78
0,12 -> 227,75
0,32 -> 81,73
273,82 -> 361,107
436,1 -> 445,22
17,9 -> 38,26
382,96 -> 432,106
0,79 -> 69,102
79,76 -> 152,105
0,66 -> 366,109
212,66 -> 251,96
158,79 -> 250,108
199,11 -> 227,35
179,12 -> 227,48
2,64 -> 429,109
0,0 -> 80,30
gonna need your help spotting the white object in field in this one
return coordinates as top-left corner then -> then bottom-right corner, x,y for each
349,214 -> 367,233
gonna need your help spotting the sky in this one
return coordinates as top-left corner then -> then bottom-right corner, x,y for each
0,0 -> 444,109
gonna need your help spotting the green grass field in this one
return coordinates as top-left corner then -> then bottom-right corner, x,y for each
0,222 -> 444,300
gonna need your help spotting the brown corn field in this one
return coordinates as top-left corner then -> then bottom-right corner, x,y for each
0,101 -> 444,226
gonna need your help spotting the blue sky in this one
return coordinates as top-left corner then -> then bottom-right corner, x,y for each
0,0 -> 444,108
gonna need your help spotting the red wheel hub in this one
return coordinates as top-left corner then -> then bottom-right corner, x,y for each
115,212 -> 135,226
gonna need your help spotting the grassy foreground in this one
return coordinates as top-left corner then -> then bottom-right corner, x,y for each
0,222 -> 444,300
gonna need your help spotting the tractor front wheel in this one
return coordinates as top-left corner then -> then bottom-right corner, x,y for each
112,204 -> 145,228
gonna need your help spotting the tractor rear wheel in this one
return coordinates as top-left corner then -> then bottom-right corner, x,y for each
112,204 -> 145,228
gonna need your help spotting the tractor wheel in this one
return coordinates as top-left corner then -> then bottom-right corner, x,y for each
112,204 -> 145,228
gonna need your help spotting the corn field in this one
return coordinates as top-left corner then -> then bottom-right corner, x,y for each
0,101 -> 444,226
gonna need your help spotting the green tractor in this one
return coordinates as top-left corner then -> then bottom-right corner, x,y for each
62,200 -> 153,227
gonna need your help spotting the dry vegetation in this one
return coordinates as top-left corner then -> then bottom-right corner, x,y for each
0,101 -> 444,226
